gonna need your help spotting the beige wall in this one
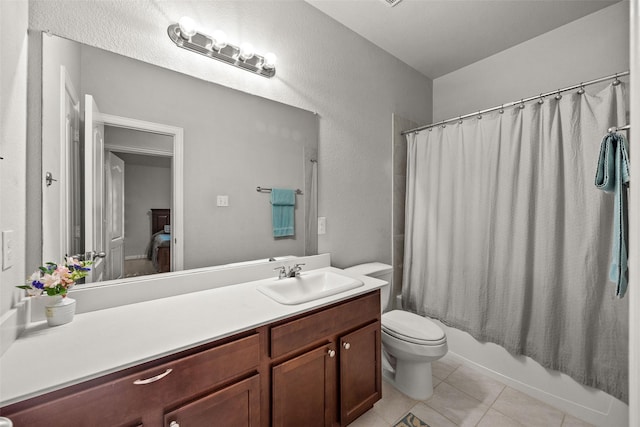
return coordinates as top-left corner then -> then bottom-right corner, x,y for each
28,0 -> 433,272
0,0 -> 29,352
433,2 -> 629,121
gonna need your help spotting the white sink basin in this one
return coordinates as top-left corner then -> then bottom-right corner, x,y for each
257,270 -> 364,305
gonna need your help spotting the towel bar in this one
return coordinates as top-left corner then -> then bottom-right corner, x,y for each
256,186 -> 303,195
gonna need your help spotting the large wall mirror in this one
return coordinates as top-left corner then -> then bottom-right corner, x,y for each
39,33 -> 318,285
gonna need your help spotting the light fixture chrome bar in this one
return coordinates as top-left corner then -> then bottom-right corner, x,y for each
167,24 -> 276,78
402,70 -> 630,135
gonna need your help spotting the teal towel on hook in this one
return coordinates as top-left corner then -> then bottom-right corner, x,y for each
271,188 -> 296,237
595,132 -> 630,298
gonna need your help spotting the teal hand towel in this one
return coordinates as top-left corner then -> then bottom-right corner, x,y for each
271,188 -> 295,237
595,133 -> 630,297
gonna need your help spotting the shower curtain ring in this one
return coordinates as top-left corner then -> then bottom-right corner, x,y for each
519,99 -> 525,109
537,94 -> 544,104
613,73 -> 621,86
476,112 -> 482,119
577,84 -> 585,95
555,90 -> 562,100
499,105 -> 504,114
458,116 -> 463,124
441,121 -> 446,128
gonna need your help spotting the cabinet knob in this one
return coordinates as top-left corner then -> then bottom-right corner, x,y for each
342,342 -> 351,350
327,349 -> 336,358
169,421 -> 180,427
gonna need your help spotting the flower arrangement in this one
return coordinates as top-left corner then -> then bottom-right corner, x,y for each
17,257 -> 92,297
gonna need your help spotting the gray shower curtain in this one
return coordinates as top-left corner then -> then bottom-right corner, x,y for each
403,83 -> 629,401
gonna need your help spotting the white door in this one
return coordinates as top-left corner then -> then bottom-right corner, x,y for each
84,94 -> 106,282
106,152 -> 125,280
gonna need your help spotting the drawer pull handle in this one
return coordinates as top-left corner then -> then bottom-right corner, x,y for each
328,349 -> 336,358
133,368 -> 173,385
343,342 -> 351,350
169,422 -> 180,427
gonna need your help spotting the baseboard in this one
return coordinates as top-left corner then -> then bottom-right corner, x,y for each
125,255 -> 148,260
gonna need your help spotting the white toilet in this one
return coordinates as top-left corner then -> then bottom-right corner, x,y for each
344,263 -> 448,400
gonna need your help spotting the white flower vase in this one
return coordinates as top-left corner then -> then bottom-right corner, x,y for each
45,295 -> 76,326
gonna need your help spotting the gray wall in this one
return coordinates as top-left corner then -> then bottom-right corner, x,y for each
119,154 -> 172,258
433,2 -> 629,121
28,0 -> 433,270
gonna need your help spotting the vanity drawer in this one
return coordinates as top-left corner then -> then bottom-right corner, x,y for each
131,332 -> 261,403
270,291 -> 380,358
2,333 -> 261,426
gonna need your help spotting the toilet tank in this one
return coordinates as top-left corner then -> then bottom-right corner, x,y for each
344,263 -> 393,312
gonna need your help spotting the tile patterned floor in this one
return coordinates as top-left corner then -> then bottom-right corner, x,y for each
350,353 -> 594,427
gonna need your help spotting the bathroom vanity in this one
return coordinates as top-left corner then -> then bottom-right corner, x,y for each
0,265 -> 383,426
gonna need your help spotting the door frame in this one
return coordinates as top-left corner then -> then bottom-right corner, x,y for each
99,113 -> 184,272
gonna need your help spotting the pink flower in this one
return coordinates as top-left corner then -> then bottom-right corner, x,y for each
41,273 -> 60,288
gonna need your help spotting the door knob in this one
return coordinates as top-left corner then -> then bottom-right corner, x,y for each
86,251 -> 106,260
327,349 -> 336,358
342,342 -> 351,350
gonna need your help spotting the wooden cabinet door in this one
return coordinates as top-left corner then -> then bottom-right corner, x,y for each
339,322 -> 381,426
164,375 -> 260,427
272,344 -> 336,427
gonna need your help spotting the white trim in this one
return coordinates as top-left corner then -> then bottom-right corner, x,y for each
56,66 -> 80,261
103,144 -> 172,157
97,113 -> 184,272
629,1 -> 639,424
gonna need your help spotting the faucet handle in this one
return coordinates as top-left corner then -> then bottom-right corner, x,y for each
274,266 -> 287,279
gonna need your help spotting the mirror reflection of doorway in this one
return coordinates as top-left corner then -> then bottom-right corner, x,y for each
104,126 -> 173,279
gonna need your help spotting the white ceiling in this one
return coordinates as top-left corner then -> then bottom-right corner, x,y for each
305,0 -> 621,79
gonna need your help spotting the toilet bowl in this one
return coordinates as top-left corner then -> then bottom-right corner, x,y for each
344,263 -> 448,400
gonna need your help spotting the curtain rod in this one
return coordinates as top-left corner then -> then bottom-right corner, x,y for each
401,70 -> 630,136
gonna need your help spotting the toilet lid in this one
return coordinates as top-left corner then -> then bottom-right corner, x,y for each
382,310 -> 446,345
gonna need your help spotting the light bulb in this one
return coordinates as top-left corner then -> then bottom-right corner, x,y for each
212,30 -> 228,50
239,43 -> 255,61
262,52 -> 277,70
178,16 -> 197,39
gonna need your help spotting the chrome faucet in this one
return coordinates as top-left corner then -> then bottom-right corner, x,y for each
274,263 -> 306,279
287,263 -> 305,278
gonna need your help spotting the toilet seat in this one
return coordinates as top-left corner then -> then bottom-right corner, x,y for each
382,310 -> 446,345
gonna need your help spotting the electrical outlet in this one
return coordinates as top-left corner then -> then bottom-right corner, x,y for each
216,195 -> 229,207
2,230 -> 14,270
318,217 -> 326,235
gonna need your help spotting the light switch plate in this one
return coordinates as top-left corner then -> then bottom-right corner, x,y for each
216,195 -> 229,207
2,230 -> 14,270
318,217 -> 326,235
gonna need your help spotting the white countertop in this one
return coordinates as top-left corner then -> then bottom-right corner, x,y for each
0,266 -> 384,407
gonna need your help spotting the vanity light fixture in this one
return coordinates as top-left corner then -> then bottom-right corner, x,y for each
168,16 -> 277,78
